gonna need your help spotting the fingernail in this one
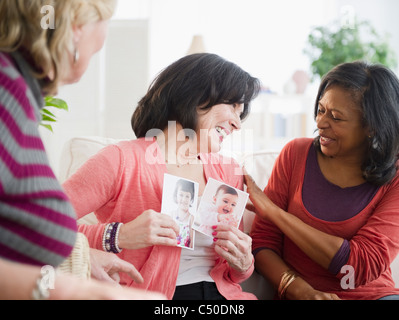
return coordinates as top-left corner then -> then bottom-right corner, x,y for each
212,225 -> 217,230
213,238 -> 217,242
212,231 -> 217,236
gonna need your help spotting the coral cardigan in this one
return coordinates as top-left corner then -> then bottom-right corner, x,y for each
63,138 -> 255,300
251,138 -> 399,300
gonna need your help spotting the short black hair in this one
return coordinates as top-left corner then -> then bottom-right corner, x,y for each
131,53 -> 260,138
173,179 -> 195,204
314,61 -> 399,186
215,184 -> 238,197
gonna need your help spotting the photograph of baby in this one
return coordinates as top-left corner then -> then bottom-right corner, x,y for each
193,178 -> 249,238
161,174 -> 199,250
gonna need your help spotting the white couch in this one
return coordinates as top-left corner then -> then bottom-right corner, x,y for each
59,136 -> 399,299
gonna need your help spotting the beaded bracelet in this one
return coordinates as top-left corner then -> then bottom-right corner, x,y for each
102,222 -> 123,254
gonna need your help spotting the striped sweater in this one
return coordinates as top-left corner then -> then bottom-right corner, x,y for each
0,51 -> 77,267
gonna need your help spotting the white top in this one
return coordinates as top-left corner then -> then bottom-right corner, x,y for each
176,197 -> 217,286
176,230 -> 216,286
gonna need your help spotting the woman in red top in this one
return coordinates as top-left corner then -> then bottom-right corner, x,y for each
246,61 -> 399,300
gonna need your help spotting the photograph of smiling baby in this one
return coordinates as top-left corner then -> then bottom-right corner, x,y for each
193,178 -> 248,238
162,174 -> 199,250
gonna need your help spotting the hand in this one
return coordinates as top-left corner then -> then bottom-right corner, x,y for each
0,258 -> 165,300
52,272 -> 166,300
305,290 -> 341,300
243,167 -> 277,220
118,210 -> 180,250
89,249 -> 143,285
212,224 -> 253,273
286,276 -> 341,300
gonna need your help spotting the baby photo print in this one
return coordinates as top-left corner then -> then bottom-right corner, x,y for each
193,178 -> 248,237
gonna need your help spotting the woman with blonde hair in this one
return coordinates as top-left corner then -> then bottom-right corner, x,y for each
0,0 -> 162,300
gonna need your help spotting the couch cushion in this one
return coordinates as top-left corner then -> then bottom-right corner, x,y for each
59,136 -> 126,183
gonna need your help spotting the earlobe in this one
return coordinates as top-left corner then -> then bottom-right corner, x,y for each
71,25 -> 83,64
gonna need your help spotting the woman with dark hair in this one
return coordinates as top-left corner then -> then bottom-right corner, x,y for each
246,61 -> 399,300
132,53 -> 256,140
64,53 -> 261,300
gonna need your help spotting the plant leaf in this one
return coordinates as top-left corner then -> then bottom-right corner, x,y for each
44,97 -> 68,111
40,96 -> 69,133
40,123 -> 54,132
41,108 -> 56,118
304,17 -> 397,80
41,114 -> 57,122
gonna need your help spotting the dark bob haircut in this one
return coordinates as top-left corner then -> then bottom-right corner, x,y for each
131,53 -> 260,138
173,179 -> 195,204
314,61 -> 399,186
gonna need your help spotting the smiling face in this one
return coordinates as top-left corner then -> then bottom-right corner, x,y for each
213,191 -> 238,215
316,86 -> 369,161
196,103 -> 243,153
176,188 -> 192,213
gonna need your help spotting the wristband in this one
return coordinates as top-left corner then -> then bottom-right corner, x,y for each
102,222 -> 123,253
31,273 -> 50,300
278,270 -> 298,299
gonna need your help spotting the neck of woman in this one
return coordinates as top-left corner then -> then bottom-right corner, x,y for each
317,151 -> 367,188
156,123 -> 200,167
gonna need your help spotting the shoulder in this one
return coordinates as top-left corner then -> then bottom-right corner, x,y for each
267,138 -> 313,186
277,138 -> 313,164
202,152 -> 239,165
282,138 -> 313,153
0,52 -> 15,72
99,138 -> 150,156
382,167 -> 399,194
114,138 -> 157,153
0,52 -> 26,91
202,153 -> 243,189
114,138 -> 160,162
93,138 -> 160,172
0,52 -> 39,122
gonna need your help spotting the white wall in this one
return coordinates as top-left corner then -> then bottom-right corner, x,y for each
146,0 -> 336,93
41,19 -> 149,176
144,0 -> 399,92
42,0 -> 399,176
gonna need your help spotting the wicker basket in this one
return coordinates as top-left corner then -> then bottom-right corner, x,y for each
57,233 -> 91,279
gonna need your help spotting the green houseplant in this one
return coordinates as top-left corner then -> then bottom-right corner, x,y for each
304,18 -> 397,81
40,96 -> 68,132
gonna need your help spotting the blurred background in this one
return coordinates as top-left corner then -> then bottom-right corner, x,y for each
41,0 -> 399,176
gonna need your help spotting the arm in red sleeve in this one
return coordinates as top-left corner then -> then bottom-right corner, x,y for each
345,176 -> 399,287
250,141 -> 295,256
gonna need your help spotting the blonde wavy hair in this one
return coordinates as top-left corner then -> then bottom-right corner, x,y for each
0,0 -> 117,95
